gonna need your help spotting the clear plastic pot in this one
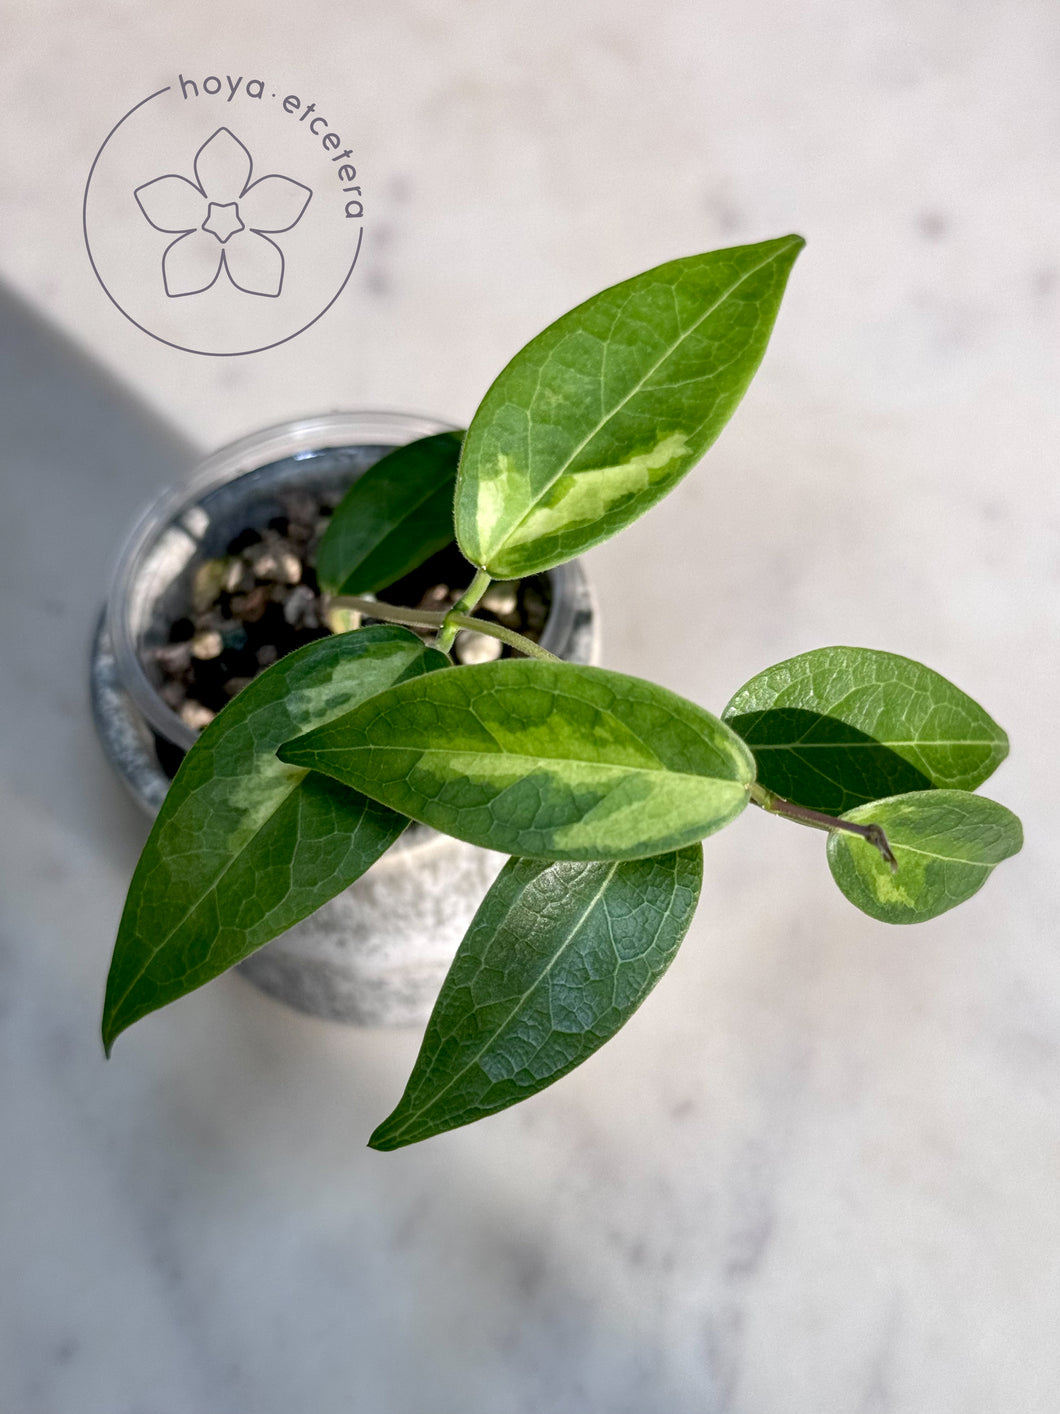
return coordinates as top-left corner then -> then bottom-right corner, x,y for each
92,412 -> 599,1025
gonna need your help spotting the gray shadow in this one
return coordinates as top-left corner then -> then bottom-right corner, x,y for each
0,282 -> 197,858
726,706 -> 934,813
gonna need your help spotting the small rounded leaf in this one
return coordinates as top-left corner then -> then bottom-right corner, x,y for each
724,646 -> 1009,813
826,789 -> 1023,924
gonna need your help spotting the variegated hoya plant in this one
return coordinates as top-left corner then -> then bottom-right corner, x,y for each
103,237 -> 1022,1148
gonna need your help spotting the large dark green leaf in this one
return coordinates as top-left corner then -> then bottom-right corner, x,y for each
279,660 -> 755,860
827,790 -> 1022,923
102,626 -> 447,1053
316,431 -> 463,595
454,236 -> 804,577
723,647 -> 1008,814
370,846 -> 703,1149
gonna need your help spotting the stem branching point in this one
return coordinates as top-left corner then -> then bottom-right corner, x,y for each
435,568 -> 492,654
328,590 -> 558,661
750,782 -> 898,872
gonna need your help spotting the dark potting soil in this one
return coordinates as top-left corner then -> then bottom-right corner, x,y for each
152,489 -> 550,753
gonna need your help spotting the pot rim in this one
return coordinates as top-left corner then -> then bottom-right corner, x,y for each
104,409 -> 595,756
107,410 -> 457,750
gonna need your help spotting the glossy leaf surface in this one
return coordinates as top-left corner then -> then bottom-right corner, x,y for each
103,627 -> 447,1052
454,236 -> 804,577
370,846 -> 703,1149
723,647 -> 1008,814
316,431 -> 463,595
279,660 -> 755,860
827,790 -> 1022,923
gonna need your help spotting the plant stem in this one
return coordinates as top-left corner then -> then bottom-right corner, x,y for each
434,567 -> 492,654
749,782 -> 898,872
448,614 -> 559,661
330,596 -> 446,629
328,594 -> 558,661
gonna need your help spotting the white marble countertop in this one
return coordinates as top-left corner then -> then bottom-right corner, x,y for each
1,3 -> 1058,1411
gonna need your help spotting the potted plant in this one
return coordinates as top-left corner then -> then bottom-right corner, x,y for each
92,411 -> 597,1023
101,234 -> 1022,1150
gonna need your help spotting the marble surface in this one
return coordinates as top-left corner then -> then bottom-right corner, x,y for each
1,3 -> 1058,1410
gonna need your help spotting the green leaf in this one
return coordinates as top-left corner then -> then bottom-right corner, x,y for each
279,660 -> 754,860
316,431 -> 463,595
370,845 -> 703,1149
723,647 -> 1008,814
102,626 -> 448,1053
454,235 -> 804,578
826,790 -> 1023,923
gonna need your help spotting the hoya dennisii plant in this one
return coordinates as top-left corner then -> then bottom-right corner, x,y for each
103,236 -> 1022,1149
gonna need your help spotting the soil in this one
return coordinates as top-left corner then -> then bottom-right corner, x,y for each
151,489 -> 551,756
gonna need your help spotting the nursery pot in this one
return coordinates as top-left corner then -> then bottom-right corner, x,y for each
92,411 -> 598,1027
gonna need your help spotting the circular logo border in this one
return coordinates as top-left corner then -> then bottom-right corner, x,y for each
83,85 -> 363,357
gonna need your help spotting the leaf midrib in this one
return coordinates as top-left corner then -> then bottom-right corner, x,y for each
505,238 -> 801,525
877,840 -> 1002,868
108,769 -> 311,1032
747,739 -> 1004,750
334,478 -> 455,586
384,862 -> 621,1141
306,742 -> 748,787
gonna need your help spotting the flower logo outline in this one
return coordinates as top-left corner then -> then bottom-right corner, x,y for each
134,128 -> 312,299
